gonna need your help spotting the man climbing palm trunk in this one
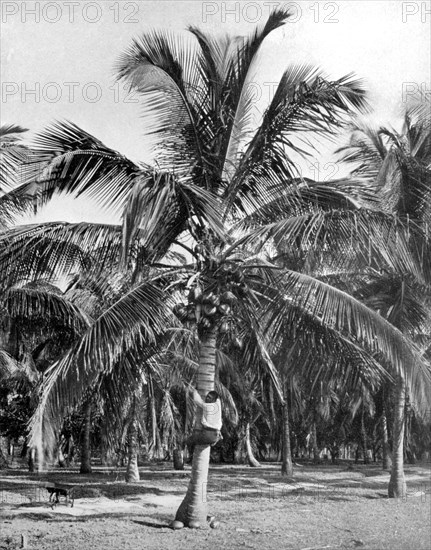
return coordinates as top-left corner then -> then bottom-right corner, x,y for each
175,330 -> 217,526
186,390 -> 222,446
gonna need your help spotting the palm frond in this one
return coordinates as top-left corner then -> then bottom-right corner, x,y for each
121,170 -> 225,265
4,286 -> 90,334
28,279 -> 174,459
221,9 -> 292,179
0,349 -> 19,378
265,270 -> 431,409
239,209 -> 426,283
336,120 -> 388,181
0,124 -> 30,214
22,121 -> 140,215
116,30 -> 208,176
355,273 -> 429,338
226,68 -> 369,213
0,222 -> 131,287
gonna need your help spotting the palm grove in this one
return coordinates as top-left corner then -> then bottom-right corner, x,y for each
0,10 -> 430,528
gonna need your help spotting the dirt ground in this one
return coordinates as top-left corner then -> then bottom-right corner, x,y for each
1,461 -> 430,550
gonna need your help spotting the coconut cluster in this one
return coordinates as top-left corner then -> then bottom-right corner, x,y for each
172,262 -> 248,335
173,287 -> 236,331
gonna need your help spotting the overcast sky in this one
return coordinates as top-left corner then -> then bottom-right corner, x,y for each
1,0 -> 430,223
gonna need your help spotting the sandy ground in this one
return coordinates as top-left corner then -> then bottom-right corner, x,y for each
1,461 -> 430,550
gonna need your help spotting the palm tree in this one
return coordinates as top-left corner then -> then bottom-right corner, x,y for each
0,9 -> 430,527
338,101 -> 431,497
0,281 -> 89,470
0,350 -> 37,468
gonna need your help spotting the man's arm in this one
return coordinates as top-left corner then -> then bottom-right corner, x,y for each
191,388 -> 204,406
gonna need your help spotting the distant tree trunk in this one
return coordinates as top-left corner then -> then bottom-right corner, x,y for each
381,405 -> 392,471
0,447 -> 9,469
330,445 -> 339,464
173,448 -> 185,470
388,376 -> 407,498
234,432 -> 244,464
292,432 -> 298,459
311,422 -> 320,463
281,402 -> 293,476
80,399 -> 92,474
233,424 -> 246,464
361,407 -> 369,464
125,409 -> 140,482
58,447 -> 66,468
404,395 -> 416,464
100,438 -> 110,466
28,447 -> 36,472
65,436 -> 75,466
245,422 -> 260,467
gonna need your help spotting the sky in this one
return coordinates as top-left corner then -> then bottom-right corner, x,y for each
1,0 -> 430,224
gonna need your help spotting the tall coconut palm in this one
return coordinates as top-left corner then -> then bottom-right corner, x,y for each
355,273 -> 430,494
0,10 -> 430,527
338,101 -> 431,497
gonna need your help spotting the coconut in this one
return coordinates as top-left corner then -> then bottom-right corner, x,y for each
218,304 -> 231,315
170,520 -> 184,530
203,305 -> 217,316
219,321 -> 230,334
202,291 -> 215,304
188,520 -> 201,529
210,520 -> 220,529
210,295 -> 220,306
194,244 -> 205,256
200,318 -> 212,329
220,291 -> 236,304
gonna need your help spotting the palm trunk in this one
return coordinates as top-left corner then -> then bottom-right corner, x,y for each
404,395 -> 415,464
58,447 -> 66,468
245,422 -> 260,467
281,403 -> 293,476
381,405 -> 392,471
311,422 -> 320,463
173,448 -> 185,470
233,425 -> 245,464
66,436 -> 75,466
126,401 -> 140,482
361,407 -> 369,464
175,329 -> 216,527
80,399 -> 92,474
28,446 -> 36,472
0,447 -> 8,469
388,376 -> 407,498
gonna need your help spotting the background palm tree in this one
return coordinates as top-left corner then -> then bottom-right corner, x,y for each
338,100 -> 431,497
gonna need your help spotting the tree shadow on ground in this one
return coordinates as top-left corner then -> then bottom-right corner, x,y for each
131,519 -> 169,529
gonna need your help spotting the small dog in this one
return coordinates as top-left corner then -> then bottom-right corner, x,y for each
46,485 -> 74,508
